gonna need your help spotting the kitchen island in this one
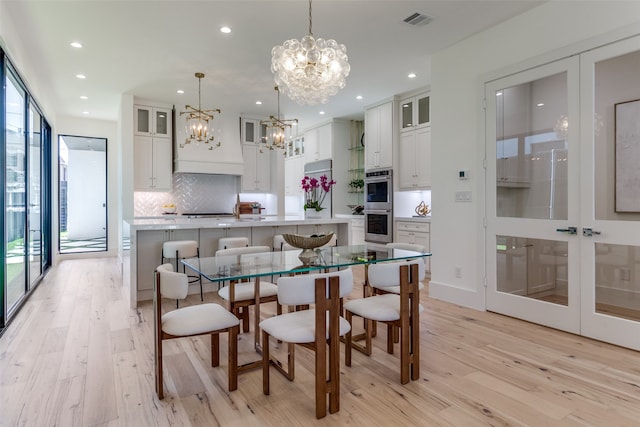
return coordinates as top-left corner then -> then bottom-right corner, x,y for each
126,216 -> 351,307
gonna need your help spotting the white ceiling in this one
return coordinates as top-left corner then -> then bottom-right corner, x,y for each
3,0 -> 543,131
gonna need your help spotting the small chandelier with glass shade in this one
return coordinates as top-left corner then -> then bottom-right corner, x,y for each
260,86 -> 298,151
271,0 -> 350,105
180,72 -> 221,148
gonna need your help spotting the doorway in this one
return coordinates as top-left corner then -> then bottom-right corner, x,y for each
485,36 -> 640,350
58,135 -> 107,253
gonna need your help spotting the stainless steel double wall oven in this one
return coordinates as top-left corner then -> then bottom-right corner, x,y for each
364,169 -> 393,243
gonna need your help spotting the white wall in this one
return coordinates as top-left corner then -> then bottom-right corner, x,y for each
430,1 -> 640,310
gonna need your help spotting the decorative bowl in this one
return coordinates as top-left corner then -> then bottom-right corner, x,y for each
282,233 -> 334,265
282,233 -> 334,249
162,206 -> 176,214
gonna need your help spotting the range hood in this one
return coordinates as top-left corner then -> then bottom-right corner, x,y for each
173,138 -> 245,175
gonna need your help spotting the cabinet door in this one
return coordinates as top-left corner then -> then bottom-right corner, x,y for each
377,102 -> 393,168
134,105 -> 152,136
304,128 -> 317,163
241,144 -> 258,191
399,131 -> 417,189
285,155 -> 304,196
153,137 -> 173,190
153,107 -> 172,137
315,124 -> 332,160
416,94 -> 430,128
134,136 -> 154,190
364,107 -> 379,169
137,230 -> 167,291
400,97 -> 415,132
255,149 -> 271,192
199,228 -> 226,257
415,126 -> 431,188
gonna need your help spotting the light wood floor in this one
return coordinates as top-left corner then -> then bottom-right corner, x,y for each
1,258 -> 639,426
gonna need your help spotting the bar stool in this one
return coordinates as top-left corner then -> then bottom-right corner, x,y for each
218,236 -> 249,250
161,240 -> 203,301
272,234 -> 294,251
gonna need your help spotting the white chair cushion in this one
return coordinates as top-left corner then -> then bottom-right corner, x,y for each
157,263 -> 189,300
162,240 -> 198,258
218,281 -> 278,301
162,303 -> 240,336
259,309 -> 351,343
343,294 -> 424,322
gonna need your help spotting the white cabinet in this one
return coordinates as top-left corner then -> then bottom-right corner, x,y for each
136,229 -> 199,292
241,143 -> 271,192
365,101 -> 393,170
241,117 -> 267,145
134,135 -> 172,191
304,123 -> 332,163
134,102 -> 173,191
398,126 -> 431,189
134,105 -> 172,137
284,155 -> 305,196
399,92 -> 430,133
497,155 -> 530,187
395,220 -> 430,272
351,217 -> 365,245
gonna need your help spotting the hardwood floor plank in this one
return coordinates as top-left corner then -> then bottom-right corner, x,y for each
1,258 -> 640,426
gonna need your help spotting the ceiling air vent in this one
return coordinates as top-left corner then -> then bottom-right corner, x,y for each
403,12 -> 432,27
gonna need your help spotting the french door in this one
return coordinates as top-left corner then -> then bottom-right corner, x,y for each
486,35 -> 640,350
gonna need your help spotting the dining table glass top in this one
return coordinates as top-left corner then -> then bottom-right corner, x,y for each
181,244 -> 431,282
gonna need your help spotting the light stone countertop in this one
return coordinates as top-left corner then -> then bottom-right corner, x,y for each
126,215 -> 351,231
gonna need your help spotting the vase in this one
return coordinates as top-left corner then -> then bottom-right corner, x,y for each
304,208 -> 326,219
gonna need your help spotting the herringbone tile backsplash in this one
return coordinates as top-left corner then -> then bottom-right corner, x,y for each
134,173 -> 239,216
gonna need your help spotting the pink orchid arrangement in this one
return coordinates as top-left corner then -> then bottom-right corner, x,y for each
301,175 -> 336,211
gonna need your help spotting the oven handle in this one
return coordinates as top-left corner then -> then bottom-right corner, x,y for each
364,209 -> 392,214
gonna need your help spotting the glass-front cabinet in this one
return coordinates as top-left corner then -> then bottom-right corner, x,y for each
134,105 -> 172,137
400,92 -> 430,133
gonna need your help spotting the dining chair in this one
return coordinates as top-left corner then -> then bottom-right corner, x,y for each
260,267 -> 353,419
218,236 -> 249,250
344,262 -> 422,384
154,264 -> 240,398
161,240 -> 203,302
216,245 -> 280,332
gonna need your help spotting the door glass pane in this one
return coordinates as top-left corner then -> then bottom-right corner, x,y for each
137,108 -> 149,133
418,95 -> 430,125
155,109 -> 167,135
594,49 -> 640,220
401,100 -> 413,129
496,72 -> 568,219
28,105 -> 42,285
595,243 -> 640,321
496,235 -> 568,305
5,72 -> 26,310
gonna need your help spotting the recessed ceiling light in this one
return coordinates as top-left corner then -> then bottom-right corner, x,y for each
80,95 -> 88,100
496,91 -> 503,96
536,103 -> 544,107
176,89 -> 184,94
82,111 -> 89,115
70,42 -> 83,48
256,101 -> 262,105
76,74 -> 86,79
356,95 -> 363,100
408,73 -> 417,78
220,26 -> 231,34
319,111 -> 325,115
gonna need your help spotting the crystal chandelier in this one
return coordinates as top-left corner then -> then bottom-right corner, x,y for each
260,86 -> 298,151
180,72 -> 221,147
270,0 -> 350,105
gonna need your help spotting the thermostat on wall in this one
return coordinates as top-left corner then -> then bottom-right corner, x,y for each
458,170 -> 470,180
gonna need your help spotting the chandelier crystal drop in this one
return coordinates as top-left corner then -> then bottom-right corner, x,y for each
180,72 -> 221,147
271,0 -> 350,105
260,86 -> 298,151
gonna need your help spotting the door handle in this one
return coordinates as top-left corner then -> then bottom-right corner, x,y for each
582,228 -> 601,237
556,226 -> 577,235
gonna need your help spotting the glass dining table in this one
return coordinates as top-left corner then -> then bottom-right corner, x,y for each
181,244 -> 431,372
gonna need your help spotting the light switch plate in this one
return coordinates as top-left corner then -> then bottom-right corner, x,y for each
455,191 -> 472,202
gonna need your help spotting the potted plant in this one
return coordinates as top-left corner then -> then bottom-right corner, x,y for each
348,178 -> 364,192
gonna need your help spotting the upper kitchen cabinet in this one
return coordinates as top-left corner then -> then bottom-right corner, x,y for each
399,126 -> 431,189
399,92 -> 430,133
134,104 -> 172,138
133,101 -> 173,191
241,117 -> 267,145
241,143 -> 271,192
365,101 -> 393,170
304,123 -> 332,163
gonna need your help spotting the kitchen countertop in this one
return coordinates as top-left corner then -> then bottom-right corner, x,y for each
395,216 -> 431,223
126,215 -> 351,231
